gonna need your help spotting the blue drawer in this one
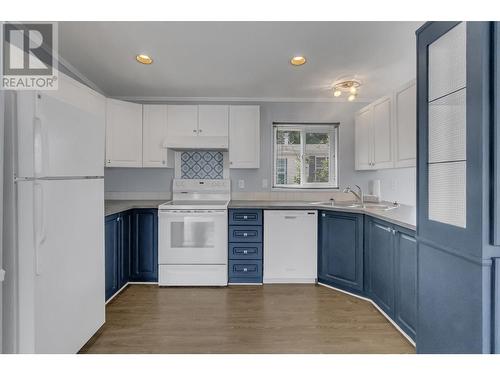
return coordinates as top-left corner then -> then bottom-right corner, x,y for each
229,226 -> 262,242
229,209 -> 262,226
229,243 -> 262,260
228,260 -> 262,281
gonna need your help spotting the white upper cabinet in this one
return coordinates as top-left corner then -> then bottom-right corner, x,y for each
198,105 -> 229,137
394,80 -> 416,168
142,105 -> 174,168
166,105 -> 199,138
105,98 -> 143,167
355,97 -> 394,171
371,96 -> 393,169
355,106 -> 373,170
355,79 -> 416,171
229,105 -> 260,168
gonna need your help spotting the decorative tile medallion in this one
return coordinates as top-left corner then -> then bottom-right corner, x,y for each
180,151 -> 224,179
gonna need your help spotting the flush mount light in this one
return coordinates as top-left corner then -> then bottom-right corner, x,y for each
290,56 -> 306,66
136,54 -> 153,65
332,79 -> 362,101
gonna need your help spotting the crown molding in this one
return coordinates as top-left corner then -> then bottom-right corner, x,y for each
109,95 -> 375,104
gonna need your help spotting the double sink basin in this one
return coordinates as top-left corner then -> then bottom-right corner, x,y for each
310,201 -> 399,211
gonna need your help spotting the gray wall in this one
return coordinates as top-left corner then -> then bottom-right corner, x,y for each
105,101 -> 416,206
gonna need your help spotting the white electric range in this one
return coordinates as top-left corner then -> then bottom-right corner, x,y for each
158,179 -> 230,286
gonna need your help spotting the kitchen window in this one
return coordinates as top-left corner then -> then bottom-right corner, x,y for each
272,123 -> 339,189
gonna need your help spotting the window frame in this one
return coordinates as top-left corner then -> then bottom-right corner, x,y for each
272,122 -> 339,190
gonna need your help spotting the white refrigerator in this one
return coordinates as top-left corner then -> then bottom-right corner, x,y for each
3,73 -> 106,353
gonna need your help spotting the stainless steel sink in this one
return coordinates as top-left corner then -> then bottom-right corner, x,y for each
310,201 -> 361,208
363,203 -> 399,211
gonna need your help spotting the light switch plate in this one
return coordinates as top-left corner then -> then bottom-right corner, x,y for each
262,179 -> 268,188
238,179 -> 245,189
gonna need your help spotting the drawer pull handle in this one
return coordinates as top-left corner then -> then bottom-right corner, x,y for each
243,233 -> 248,237
243,268 -> 248,272
243,215 -> 248,219
243,250 -> 248,254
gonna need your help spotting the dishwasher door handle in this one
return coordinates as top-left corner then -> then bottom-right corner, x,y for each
284,216 -> 297,219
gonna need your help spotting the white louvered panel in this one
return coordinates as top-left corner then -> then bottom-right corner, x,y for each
428,22 -> 466,102
428,88 -> 466,163
428,162 -> 466,228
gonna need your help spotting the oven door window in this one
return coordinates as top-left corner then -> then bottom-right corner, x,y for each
171,219 -> 215,248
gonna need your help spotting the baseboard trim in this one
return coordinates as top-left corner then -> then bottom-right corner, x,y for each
105,283 -> 130,305
318,282 -> 416,347
263,278 -> 317,284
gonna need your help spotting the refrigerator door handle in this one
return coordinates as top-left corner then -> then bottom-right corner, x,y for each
33,114 -> 49,178
34,182 -> 47,275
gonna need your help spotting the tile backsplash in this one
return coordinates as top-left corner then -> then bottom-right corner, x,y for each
180,151 -> 224,179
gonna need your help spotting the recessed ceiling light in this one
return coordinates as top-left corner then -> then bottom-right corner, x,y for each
136,54 -> 153,65
290,56 -> 306,66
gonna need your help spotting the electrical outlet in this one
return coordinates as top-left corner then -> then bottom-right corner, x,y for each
262,179 -> 268,188
238,179 -> 245,189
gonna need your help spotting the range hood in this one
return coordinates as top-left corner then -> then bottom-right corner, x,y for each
163,136 -> 229,151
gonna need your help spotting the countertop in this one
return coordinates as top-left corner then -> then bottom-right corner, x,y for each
105,199 -> 416,231
229,201 -> 416,231
105,200 -> 166,216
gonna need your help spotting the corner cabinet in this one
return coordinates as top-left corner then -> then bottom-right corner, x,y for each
130,209 -> 159,282
318,211 -> 364,293
355,79 -> 417,171
105,208 -> 159,302
365,216 -> 417,340
229,105 -> 260,168
105,98 -> 143,167
105,211 -> 132,301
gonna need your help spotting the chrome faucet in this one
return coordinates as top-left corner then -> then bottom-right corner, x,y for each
343,185 -> 364,207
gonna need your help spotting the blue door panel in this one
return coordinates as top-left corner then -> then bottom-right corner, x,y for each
318,211 -> 364,292
119,212 -> 131,289
105,214 -> 119,301
130,209 -> 158,282
395,230 -> 417,340
366,218 -> 395,316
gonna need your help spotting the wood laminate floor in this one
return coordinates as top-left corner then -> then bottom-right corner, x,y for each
80,284 -> 415,354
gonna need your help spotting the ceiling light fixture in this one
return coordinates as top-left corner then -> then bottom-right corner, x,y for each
136,54 -> 153,65
332,79 -> 362,101
290,56 -> 306,66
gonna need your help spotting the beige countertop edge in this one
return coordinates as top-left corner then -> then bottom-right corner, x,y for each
105,199 -> 416,231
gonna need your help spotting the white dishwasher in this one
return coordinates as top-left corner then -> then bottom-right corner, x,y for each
263,210 -> 318,283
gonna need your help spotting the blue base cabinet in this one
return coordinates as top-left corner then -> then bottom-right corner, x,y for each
394,228 -> 417,340
105,208 -> 158,301
228,209 -> 263,283
365,218 -> 395,316
318,211 -> 364,293
365,216 -> 417,340
105,214 -> 120,301
130,209 -> 158,282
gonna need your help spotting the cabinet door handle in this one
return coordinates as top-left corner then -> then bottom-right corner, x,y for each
193,129 -> 197,133
199,129 -> 203,133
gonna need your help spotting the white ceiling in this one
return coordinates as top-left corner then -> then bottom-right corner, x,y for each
58,21 -> 423,101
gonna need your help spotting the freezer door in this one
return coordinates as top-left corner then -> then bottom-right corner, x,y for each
17,179 -> 105,353
16,73 -> 105,178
